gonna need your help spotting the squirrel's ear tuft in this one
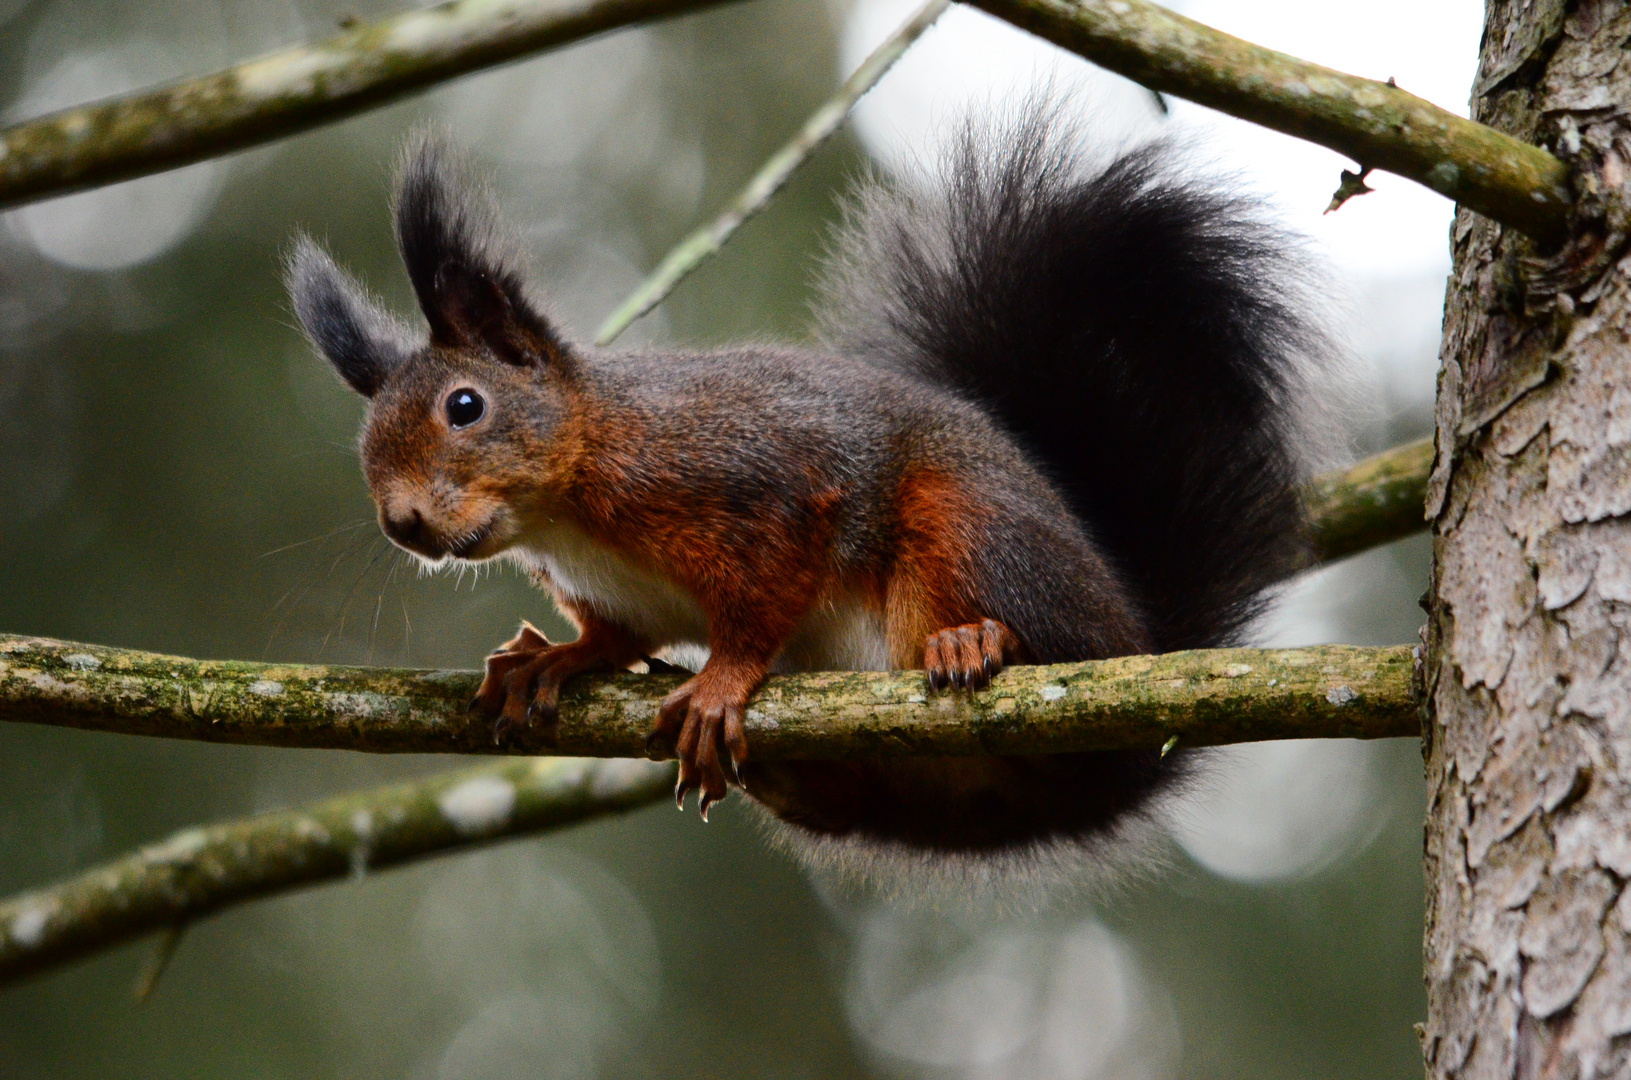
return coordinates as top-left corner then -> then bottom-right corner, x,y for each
393,135 -> 565,368
285,235 -> 414,398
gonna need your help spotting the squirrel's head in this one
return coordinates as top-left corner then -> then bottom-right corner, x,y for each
287,138 -> 575,565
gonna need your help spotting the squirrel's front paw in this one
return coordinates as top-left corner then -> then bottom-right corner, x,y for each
647,676 -> 751,821
924,618 -> 1020,691
471,621 -> 629,743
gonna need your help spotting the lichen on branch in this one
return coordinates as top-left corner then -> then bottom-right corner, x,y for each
0,0 -> 740,210
0,438 -> 1433,756
1302,436 -> 1433,569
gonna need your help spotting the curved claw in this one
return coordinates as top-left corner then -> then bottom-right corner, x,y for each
650,672 -> 758,819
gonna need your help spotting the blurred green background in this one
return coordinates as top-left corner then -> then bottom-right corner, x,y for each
0,0 -> 1459,1076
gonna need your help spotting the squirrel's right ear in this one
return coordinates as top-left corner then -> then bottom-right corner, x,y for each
286,236 -> 414,398
392,136 -> 565,369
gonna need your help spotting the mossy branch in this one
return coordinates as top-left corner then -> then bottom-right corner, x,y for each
0,636 -> 1415,757
0,757 -> 674,988
1303,436 -> 1433,569
968,0 -> 1571,242
0,439 -> 1430,991
0,642 -> 1415,989
0,438 -> 1430,754
0,0 -> 1570,241
0,0 -> 740,210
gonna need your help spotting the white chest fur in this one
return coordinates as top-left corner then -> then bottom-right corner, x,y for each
510,517 -> 709,647
508,517 -> 889,673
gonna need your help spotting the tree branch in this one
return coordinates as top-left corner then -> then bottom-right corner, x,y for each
967,0 -> 1571,243
594,0 -> 951,345
0,439 -> 1432,990
0,0 -> 738,210
0,0 -> 1571,242
0,757 -> 674,987
1302,436 -> 1432,570
1,636 -> 1413,756
0,640 -> 1415,990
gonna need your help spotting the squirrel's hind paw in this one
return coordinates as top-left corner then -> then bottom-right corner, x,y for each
924,618 -> 1019,691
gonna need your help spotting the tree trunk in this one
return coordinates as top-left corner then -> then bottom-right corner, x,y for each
1422,2 -> 1631,1077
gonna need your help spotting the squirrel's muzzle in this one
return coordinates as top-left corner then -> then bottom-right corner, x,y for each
380,503 -> 443,559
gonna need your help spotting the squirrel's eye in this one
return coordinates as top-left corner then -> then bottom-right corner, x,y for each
445,388 -> 485,429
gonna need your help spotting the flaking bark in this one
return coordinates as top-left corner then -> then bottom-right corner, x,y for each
1421,1 -> 1631,1076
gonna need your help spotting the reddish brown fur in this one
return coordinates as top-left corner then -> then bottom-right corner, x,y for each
884,471 -> 1004,667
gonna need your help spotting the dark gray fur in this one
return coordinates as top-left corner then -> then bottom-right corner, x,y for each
285,236 -> 414,397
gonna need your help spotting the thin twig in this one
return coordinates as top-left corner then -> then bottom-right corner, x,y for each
131,924 -> 185,1004
594,0 -> 951,345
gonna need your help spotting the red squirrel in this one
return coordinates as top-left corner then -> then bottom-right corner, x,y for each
287,108 -> 1324,880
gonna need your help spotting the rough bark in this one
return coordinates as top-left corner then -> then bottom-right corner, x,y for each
1421,2 -> 1631,1077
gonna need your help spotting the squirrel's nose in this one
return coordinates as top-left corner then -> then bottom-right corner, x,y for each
381,504 -> 437,554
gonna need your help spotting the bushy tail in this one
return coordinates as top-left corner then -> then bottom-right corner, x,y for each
818,107 -> 1327,651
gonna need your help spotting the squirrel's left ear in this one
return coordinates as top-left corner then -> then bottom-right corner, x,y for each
393,137 -> 565,369
286,235 -> 414,398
